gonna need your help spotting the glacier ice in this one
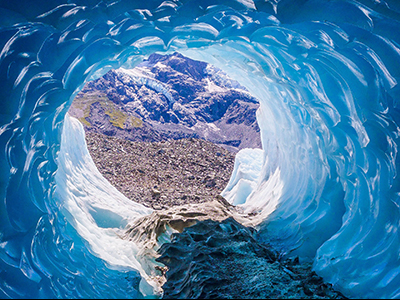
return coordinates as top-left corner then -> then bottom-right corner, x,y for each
116,67 -> 176,105
1,0 -> 400,298
55,114 -> 160,297
221,148 -> 265,206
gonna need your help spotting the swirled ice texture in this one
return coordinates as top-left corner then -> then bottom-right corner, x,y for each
1,0 -> 400,298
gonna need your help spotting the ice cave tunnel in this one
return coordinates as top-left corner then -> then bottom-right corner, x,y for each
1,0 -> 400,299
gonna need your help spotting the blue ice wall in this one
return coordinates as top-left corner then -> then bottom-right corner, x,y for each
0,0 -> 400,298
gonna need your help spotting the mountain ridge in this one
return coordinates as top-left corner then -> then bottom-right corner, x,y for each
69,52 -> 261,152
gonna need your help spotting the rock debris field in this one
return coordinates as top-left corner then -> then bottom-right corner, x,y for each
85,132 -> 346,299
85,132 -> 235,210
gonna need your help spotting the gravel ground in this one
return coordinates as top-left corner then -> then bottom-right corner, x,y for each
85,132 -> 235,210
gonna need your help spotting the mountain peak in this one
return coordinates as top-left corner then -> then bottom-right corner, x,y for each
142,52 -> 208,81
69,52 -> 261,152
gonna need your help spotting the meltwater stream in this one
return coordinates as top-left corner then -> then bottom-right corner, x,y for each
1,0 -> 400,298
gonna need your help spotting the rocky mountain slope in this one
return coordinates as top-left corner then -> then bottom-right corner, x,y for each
69,52 -> 261,152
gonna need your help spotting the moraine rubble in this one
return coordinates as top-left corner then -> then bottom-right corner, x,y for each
85,131 -> 235,210
84,131 -> 346,299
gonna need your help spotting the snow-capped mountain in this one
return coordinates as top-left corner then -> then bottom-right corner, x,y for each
69,52 -> 261,152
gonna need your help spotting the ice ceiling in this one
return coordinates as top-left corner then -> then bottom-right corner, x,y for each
1,0 -> 400,298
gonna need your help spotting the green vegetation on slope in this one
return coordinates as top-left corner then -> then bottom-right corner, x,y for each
71,91 -> 142,129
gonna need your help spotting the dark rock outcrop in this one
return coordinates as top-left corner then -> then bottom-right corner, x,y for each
157,218 -> 347,299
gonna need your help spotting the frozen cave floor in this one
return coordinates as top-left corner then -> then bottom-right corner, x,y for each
86,132 -> 347,299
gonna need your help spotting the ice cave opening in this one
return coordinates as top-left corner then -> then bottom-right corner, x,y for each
62,49 -> 270,295
1,0 -> 400,299
66,50 -> 266,212
61,50 -> 272,297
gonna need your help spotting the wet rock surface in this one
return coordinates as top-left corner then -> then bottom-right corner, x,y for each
157,218 -> 347,299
